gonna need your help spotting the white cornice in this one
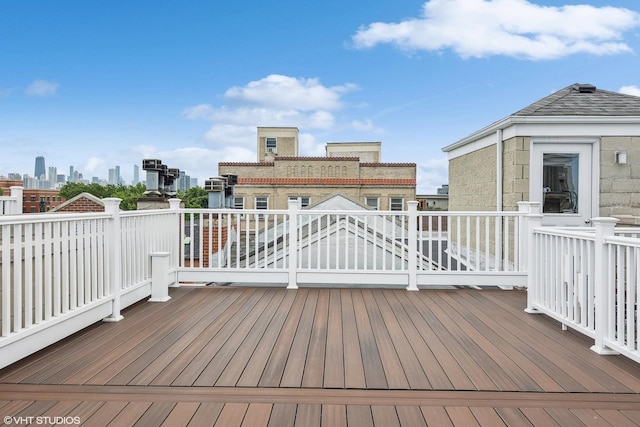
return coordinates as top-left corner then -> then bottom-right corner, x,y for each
442,116 -> 640,154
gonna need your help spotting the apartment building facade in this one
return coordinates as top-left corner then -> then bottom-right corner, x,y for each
218,127 -> 416,211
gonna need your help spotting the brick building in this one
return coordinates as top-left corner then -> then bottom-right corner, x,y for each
49,192 -> 106,213
219,127 -> 416,211
0,180 -> 65,213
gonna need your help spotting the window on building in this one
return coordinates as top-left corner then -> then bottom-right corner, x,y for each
365,197 -> 379,210
255,196 -> 269,210
234,196 -> 245,209
30,207 -> 36,213
30,195 -> 36,202
390,197 -> 404,211
288,196 -> 310,207
265,137 -> 277,153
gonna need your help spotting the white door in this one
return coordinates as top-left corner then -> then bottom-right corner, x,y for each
530,141 -> 595,226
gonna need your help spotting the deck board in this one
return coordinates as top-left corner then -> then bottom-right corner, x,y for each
2,286 -> 640,426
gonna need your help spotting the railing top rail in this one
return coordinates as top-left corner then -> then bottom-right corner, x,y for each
0,211 -> 113,225
533,226 -> 595,241
605,234 -> 640,248
614,227 -> 640,234
120,209 -> 177,218
417,211 -> 521,217
180,208 -> 289,215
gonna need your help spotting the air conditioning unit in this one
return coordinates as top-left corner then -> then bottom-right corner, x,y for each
142,159 -> 163,171
205,178 -> 225,192
266,147 -> 277,153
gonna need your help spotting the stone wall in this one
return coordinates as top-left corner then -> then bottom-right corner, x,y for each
600,136 -> 640,225
448,145 -> 497,211
501,136 -> 530,211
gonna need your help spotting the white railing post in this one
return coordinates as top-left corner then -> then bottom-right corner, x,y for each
287,199 -> 299,289
524,211 -> 543,313
168,198 -> 182,286
103,198 -> 124,322
407,201 -> 419,291
591,217 -> 619,355
517,202 -> 539,271
10,186 -> 23,214
149,252 -> 171,302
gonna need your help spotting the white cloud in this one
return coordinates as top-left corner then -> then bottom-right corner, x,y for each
416,156 -> 448,194
350,119 -> 383,133
84,156 -> 105,173
224,74 -> 358,111
181,104 -> 215,120
352,0 -> 640,60
183,74 -> 372,147
619,85 -> 640,97
26,79 -> 60,96
298,133 -> 326,157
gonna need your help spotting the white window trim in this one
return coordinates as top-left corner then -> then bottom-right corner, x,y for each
266,137 -> 277,153
365,196 -> 380,210
255,196 -> 269,210
234,196 -> 245,209
390,197 -> 404,211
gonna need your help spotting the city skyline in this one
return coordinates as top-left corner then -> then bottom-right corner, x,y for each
3,1 -> 640,193
1,155 -> 199,191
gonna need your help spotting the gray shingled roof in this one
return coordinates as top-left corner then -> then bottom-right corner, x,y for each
514,83 -> 640,116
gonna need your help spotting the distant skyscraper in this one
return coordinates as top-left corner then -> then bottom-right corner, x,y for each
108,168 -> 116,185
69,166 -> 75,182
115,165 -> 121,185
34,156 -> 46,179
133,164 -> 140,185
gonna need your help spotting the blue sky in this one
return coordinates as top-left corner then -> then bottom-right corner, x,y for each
2,0 -> 640,193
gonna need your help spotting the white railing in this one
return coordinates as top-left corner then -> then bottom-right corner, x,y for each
603,233 -> 640,362
528,214 -> 640,363
0,198 -> 180,369
176,201 -> 527,289
3,196 -> 639,368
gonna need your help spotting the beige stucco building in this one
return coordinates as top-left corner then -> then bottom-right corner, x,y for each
219,127 -> 416,210
443,83 -> 640,226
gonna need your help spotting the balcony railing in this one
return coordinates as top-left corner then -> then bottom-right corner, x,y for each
1,198 -> 639,369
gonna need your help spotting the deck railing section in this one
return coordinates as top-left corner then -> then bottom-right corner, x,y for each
0,198 -> 180,369
528,215 -> 640,363
2,197 -> 639,368
604,232 -> 640,362
176,201 -> 527,289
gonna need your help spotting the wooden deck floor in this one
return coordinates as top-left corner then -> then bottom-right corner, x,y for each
1,286 -> 640,426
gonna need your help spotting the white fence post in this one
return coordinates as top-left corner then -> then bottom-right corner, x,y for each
407,201 -> 419,291
168,198 -> 181,286
103,198 -> 124,322
287,199 -> 299,289
524,210 -> 543,313
149,252 -> 171,302
517,202 -> 539,271
591,217 -> 619,355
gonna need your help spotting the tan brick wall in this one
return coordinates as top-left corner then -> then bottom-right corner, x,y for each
502,136 -> 530,211
448,145 -> 497,211
600,136 -> 640,224
219,164 -> 275,178
274,158 -> 360,178
360,164 -> 415,179
234,185 -> 415,210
